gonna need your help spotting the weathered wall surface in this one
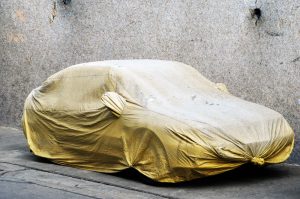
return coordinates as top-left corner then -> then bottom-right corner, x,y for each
0,0 -> 299,162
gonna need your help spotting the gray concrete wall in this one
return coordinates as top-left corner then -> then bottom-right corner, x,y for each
0,0 -> 299,161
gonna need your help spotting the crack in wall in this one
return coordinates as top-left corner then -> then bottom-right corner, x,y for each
265,31 -> 283,37
291,57 -> 300,63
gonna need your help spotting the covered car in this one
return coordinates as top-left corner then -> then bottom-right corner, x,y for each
22,60 -> 294,183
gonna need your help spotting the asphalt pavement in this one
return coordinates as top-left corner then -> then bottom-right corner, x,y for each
0,126 -> 299,199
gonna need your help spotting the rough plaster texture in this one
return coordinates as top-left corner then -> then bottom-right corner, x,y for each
0,1 -> 299,162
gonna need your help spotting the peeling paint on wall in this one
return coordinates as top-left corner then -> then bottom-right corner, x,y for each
7,33 -> 26,43
15,9 -> 26,22
49,1 -> 57,24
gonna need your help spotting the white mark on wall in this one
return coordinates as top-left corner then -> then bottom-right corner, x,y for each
49,1 -> 57,24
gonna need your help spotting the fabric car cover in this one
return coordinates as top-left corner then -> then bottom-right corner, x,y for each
22,60 -> 294,183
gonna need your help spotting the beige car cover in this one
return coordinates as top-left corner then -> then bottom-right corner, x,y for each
22,60 -> 294,183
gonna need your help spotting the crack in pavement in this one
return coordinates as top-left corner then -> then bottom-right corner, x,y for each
0,168 -> 28,177
0,161 -> 173,199
0,179 -> 102,199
